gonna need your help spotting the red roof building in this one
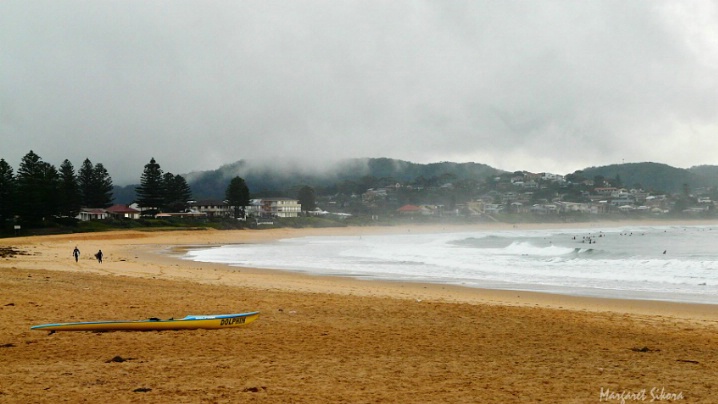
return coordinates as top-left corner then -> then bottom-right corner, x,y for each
106,204 -> 141,219
397,204 -> 422,214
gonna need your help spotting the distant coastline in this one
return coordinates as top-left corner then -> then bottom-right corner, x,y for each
182,219 -> 718,305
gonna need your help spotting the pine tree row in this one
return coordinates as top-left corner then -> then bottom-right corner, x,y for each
0,151 -> 193,227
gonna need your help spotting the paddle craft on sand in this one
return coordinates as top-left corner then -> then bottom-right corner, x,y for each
31,311 -> 260,332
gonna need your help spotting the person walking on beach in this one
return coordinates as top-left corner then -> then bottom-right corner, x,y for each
73,246 -> 80,262
95,249 -> 103,264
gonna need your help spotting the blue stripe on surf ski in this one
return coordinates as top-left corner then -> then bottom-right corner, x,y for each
31,311 -> 259,329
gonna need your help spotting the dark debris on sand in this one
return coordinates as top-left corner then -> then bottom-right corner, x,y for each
0,247 -> 28,258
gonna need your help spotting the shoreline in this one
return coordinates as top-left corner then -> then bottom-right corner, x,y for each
175,221 -> 718,313
6,220 -> 718,322
3,221 -> 718,402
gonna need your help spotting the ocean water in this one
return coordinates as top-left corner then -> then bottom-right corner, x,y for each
183,225 -> 718,304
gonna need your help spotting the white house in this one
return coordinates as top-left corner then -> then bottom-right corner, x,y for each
188,200 -> 231,217
247,198 -> 301,218
78,208 -> 108,221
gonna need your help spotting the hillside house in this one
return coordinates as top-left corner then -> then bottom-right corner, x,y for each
464,200 -> 485,216
397,204 -> 422,215
594,187 -> 618,196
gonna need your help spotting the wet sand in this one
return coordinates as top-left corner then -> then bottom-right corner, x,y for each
1,224 -> 717,402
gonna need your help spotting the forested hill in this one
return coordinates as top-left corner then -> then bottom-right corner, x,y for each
688,165 -> 718,179
112,159 -> 718,204
113,158 -> 503,203
184,158 -> 504,200
578,163 -> 718,194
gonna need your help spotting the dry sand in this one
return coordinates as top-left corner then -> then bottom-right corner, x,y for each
1,223 -> 717,403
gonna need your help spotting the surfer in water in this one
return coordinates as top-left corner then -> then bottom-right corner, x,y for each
95,249 -> 103,263
73,246 -> 80,262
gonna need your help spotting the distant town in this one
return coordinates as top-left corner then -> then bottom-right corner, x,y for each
2,153 -> 717,235
80,167 -> 718,228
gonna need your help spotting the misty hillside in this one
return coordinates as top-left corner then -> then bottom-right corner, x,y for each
688,165 -> 718,179
112,158 -> 503,203
112,159 -> 718,204
578,163 -> 718,193
185,158 -> 504,200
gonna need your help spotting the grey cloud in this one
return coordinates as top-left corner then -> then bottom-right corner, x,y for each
2,0 -> 717,184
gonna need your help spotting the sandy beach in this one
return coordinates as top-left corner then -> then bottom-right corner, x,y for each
1,223 -> 717,403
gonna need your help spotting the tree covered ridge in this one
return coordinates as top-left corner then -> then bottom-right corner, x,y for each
144,158 -> 718,202
579,163 -> 718,194
171,158 -> 504,201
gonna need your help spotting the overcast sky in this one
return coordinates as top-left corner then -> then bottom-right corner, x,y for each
2,1 -> 718,185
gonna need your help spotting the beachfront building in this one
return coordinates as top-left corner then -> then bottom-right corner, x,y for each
188,200 -> 231,218
78,208 -> 109,221
155,211 -> 208,219
396,204 -> 422,215
247,198 -> 301,218
106,204 -> 141,220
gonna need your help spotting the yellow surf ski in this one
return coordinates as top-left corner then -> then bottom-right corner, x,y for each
31,311 -> 259,332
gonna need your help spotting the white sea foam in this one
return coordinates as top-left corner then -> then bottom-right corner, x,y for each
183,225 -> 718,304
